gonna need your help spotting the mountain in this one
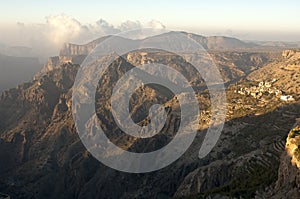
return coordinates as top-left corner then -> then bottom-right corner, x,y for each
174,48 -> 300,198
252,41 -> 300,49
0,32 -> 299,198
185,33 -> 258,50
252,120 -> 300,198
272,122 -> 300,198
59,36 -> 111,56
247,49 -> 300,97
39,32 -> 279,83
58,32 -> 257,57
38,32 -> 278,82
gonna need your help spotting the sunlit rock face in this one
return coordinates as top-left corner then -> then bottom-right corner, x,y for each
1,33 -> 300,198
286,126 -> 300,169
262,121 -> 300,198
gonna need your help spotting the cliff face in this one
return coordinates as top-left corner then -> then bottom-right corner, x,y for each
265,121 -> 300,198
35,55 -> 85,79
39,34 -> 277,83
59,33 -> 255,57
59,36 -> 111,56
34,32 -> 277,83
1,32 -> 299,198
272,151 -> 300,198
286,125 -> 300,169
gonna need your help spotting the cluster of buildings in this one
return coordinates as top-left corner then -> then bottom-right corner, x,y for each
235,79 -> 295,102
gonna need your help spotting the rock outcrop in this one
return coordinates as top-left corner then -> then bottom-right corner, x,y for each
286,125 -> 300,169
262,121 -> 300,198
0,35 -> 299,199
35,55 -> 85,78
282,49 -> 300,59
59,36 -> 111,56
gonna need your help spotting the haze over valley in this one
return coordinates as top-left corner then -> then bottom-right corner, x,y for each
0,1 -> 300,199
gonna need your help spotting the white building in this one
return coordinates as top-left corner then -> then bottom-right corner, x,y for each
265,82 -> 272,88
280,95 -> 295,101
259,81 -> 264,87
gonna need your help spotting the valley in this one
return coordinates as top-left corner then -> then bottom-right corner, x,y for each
0,32 -> 299,198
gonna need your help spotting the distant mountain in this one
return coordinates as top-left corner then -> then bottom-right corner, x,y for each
1,46 -> 299,198
1,32 -> 300,198
59,35 -> 111,56
39,32 -> 276,81
184,32 -> 258,50
0,54 -> 41,93
252,41 -> 300,48
58,31 -> 257,57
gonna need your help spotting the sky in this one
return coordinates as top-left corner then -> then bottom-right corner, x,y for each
0,0 -> 299,58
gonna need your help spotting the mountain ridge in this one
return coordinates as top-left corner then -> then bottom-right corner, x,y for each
0,31 -> 299,198
59,32 -> 257,56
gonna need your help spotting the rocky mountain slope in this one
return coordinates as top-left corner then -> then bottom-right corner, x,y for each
0,33 -> 299,198
174,49 -> 300,198
248,49 -> 300,97
271,122 -> 300,198
253,120 -> 300,199
38,33 -> 279,84
58,33 -> 256,57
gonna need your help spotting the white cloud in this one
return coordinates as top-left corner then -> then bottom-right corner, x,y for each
147,20 -> 166,29
45,15 -> 83,45
119,20 -> 142,31
0,14 -> 166,60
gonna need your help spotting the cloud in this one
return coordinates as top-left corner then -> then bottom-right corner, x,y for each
45,15 -> 83,45
147,20 -> 166,29
95,19 -> 121,34
0,14 -> 166,60
119,20 -> 142,31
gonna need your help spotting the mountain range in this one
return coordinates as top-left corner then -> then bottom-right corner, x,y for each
0,32 -> 299,198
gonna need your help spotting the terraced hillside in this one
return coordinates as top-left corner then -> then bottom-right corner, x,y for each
0,35 -> 299,198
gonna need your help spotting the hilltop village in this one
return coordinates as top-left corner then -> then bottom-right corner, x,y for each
235,79 -> 295,102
